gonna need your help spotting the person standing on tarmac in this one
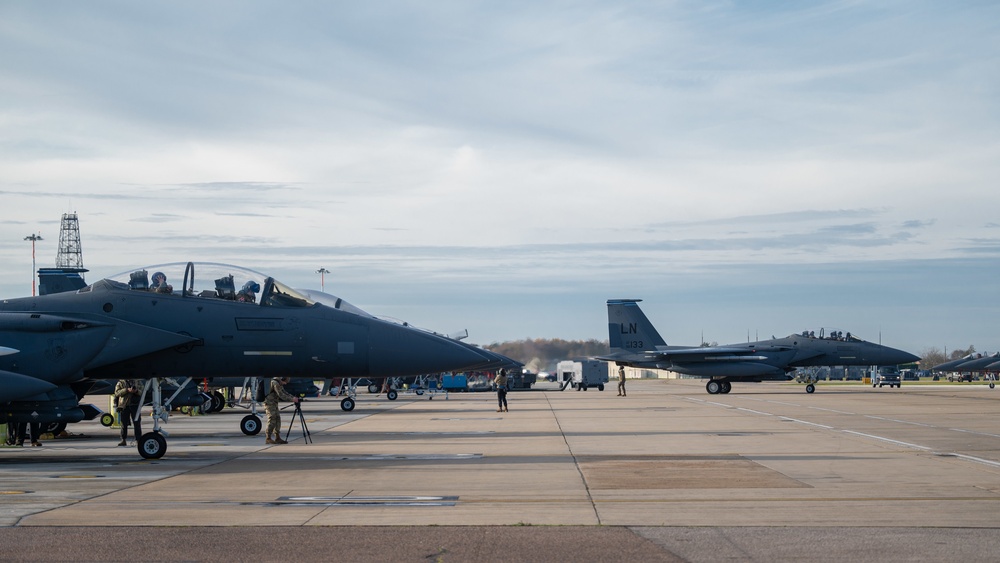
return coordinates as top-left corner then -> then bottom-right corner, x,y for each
14,421 -> 42,447
114,379 -> 143,446
265,376 -> 299,444
617,365 -> 627,397
494,369 -> 509,413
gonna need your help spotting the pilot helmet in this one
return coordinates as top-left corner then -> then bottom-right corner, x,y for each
243,280 -> 261,293
152,271 -> 166,284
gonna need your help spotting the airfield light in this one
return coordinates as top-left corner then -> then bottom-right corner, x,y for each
316,267 -> 330,292
24,233 -> 43,296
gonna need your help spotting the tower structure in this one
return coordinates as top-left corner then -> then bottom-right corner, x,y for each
56,212 -> 84,269
37,212 -> 88,295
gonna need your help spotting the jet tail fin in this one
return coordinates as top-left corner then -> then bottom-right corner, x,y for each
607,299 -> 667,353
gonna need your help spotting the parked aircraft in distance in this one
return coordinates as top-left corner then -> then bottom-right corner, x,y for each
0,262 -> 507,458
932,352 -> 999,373
599,299 -> 920,394
930,354 -> 977,373
931,352 -> 999,389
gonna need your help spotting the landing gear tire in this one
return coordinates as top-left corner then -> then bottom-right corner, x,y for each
805,384 -> 816,394
990,382 -> 995,389
706,380 -> 722,395
100,413 -> 116,427
211,391 -> 226,412
720,381 -> 732,394
240,414 -> 262,435
415,389 -> 424,396
341,397 -> 356,412
368,384 -> 379,394
138,432 -> 167,460
386,390 -> 398,401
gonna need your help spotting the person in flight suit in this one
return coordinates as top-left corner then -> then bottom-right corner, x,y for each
617,365 -> 627,397
149,272 -> 173,294
114,379 -> 143,446
265,376 -> 299,444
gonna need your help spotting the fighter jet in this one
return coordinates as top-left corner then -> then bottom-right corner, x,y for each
932,353 -> 1000,389
0,262 -> 502,458
949,352 -> 1000,372
599,299 -> 920,394
929,354 -> 977,373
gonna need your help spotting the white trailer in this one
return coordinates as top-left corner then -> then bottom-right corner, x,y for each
556,360 -> 609,391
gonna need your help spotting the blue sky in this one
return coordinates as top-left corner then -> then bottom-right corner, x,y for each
1,1 -> 998,355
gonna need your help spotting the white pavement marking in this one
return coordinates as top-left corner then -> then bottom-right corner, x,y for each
951,428 -> 1000,439
864,415 -> 936,427
841,430 -> 933,451
779,417 -> 834,430
689,394 -> 1000,468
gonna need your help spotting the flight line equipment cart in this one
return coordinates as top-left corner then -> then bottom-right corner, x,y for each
556,360 -> 608,391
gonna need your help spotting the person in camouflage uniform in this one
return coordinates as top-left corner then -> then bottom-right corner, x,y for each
494,369 -> 509,413
265,376 -> 299,444
114,378 -> 143,446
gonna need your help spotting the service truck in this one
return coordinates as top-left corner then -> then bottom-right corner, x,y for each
556,359 -> 609,391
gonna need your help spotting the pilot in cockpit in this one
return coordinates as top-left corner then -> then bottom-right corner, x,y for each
236,280 -> 260,303
150,271 -> 173,294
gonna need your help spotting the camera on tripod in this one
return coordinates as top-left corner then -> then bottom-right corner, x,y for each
285,398 -> 312,444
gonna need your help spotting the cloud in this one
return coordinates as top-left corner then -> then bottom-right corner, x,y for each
0,1 -> 999,354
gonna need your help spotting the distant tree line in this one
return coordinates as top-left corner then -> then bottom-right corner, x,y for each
485,338 -> 609,373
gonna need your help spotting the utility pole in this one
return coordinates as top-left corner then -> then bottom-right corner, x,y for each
24,233 -> 43,296
316,268 -> 330,292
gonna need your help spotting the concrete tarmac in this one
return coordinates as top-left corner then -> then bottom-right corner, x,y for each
1,379 -> 999,561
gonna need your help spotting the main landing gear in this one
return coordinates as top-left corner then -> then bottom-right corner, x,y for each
705,380 -> 732,394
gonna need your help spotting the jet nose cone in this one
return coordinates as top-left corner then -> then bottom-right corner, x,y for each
886,347 -> 920,365
368,322 -> 492,377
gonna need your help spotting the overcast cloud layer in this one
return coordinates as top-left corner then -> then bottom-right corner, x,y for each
1,1 -> 998,354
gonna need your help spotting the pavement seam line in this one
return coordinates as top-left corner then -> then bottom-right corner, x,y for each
544,391 -> 601,525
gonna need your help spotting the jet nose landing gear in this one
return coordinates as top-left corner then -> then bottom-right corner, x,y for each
138,432 -> 167,460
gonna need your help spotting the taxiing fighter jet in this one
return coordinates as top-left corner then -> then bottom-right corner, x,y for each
0,262 -> 506,458
599,299 -> 919,394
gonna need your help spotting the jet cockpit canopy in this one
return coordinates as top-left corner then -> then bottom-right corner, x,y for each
94,262 -> 373,315
101,262 -> 319,307
795,328 -> 862,342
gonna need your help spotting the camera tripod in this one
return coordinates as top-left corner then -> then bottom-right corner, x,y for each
284,400 -> 313,444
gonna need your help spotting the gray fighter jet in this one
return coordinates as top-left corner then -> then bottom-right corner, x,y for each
930,354 -> 977,373
932,353 -> 1000,388
0,262 -> 504,458
599,299 -> 920,394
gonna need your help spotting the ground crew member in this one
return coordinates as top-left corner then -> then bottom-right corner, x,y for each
495,369 -> 509,412
114,379 -> 143,446
617,365 -> 627,397
265,376 -> 299,444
